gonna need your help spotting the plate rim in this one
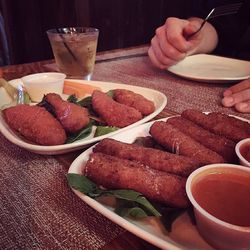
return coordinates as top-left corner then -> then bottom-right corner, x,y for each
68,117 -> 183,250
167,54 -> 250,83
68,114 -> 250,250
0,79 -> 167,155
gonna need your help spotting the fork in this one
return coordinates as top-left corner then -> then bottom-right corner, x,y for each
188,2 -> 243,38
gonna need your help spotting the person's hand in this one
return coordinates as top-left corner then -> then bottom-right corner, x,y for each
148,17 -> 218,69
222,78 -> 250,113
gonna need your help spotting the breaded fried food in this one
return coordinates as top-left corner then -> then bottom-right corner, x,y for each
44,93 -> 89,133
150,121 -> 225,165
85,152 -> 189,208
207,112 -> 250,134
133,136 -> 164,150
113,89 -> 155,116
92,90 -> 142,128
3,104 -> 66,145
182,109 -> 249,142
93,138 -> 199,177
167,116 -> 237,163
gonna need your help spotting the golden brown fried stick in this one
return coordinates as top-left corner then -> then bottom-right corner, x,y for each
92,90 -> 142,128
207,112 -> 250,134
3,104 -> 66,145
182,109 -> 249,142
113,89 -> 155,116
167,116 -> 237,163
133,136 -> 164,150
93,138 -> 199,177
84,152 -> 189,208
150,121 -> 225,165
44,93 -> 89,133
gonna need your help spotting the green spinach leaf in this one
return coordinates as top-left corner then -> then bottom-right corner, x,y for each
67,173 -> 161,218
94,126 -> 119,137
66,122 -> 93,143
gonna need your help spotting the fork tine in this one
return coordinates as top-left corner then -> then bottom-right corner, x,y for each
187,2 -> 243,39
212,3 -> 242,17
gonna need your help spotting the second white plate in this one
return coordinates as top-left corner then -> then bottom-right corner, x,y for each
68,114 -> 250,250
168,54 -> 250,83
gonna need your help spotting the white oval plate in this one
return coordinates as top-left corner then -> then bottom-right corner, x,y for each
68,114 -> 250,250
0,79 -> 167,155
168,54 -> 250,83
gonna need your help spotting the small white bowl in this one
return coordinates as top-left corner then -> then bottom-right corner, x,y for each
21,72 -> 66,102
186,164 -> 250,250
235,138 -> 250,167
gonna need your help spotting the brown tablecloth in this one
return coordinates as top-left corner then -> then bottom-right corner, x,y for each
1,45 -> 250,249
0,134 -> 124,249
93,50 -> 250,120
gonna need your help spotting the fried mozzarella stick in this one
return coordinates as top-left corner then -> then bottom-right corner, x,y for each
93,138 -> 199,177
150,121 -> 224,165
182,109 -> 249,142
92,90 -> 142,128
207,112 -> 250,135
167,117 -> 237,163
113,89 -> 155,116
84,153 -> 189,208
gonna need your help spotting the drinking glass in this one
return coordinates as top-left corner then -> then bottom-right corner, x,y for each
47,27 -> 99,80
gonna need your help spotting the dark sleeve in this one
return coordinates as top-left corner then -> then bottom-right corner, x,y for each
188,0 -> 250,60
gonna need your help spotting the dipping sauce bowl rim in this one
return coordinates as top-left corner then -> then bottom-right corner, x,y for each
186,163 -> 250,232
21,72 -> 66,84
235,138 -> 250,167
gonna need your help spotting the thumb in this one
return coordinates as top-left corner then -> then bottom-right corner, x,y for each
184,22 -> 201,36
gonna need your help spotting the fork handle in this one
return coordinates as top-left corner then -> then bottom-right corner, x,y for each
186,19 -> 207,40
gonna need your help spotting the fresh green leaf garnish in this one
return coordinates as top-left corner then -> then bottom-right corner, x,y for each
106,90 -> 114,98
75,95 -> 98,117
77,96 -> 92,108
67,94 -> 93,111
94,126 -> 119,137
67,94 -> 78,104
66,121 -> 94,143
115,201 -> 148,218
67,173 -> 98,195
67,173 -> 161,218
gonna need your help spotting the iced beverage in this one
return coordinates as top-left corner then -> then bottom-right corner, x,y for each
47,27 -> 99,80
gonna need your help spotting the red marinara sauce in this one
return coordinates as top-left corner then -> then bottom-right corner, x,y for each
240,142 -> 250,163
192,170 -> 250,227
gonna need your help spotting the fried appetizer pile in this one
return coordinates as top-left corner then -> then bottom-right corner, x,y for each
44,93 -> 89,133
93,138 -> 199,177
149,109 -> 250,164
182,109 -> 250,142
92,90 -> 143,128
167,116 -> 237,162
3,89 -> 156,146
150,121 -> 225,165
3,105 -> 66,145
83,109 -> 249,209
3,93 -> 91,146
85,152 -> 189,208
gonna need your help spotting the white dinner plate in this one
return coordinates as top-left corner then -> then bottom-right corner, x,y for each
168,54 -> 250,83
68,115 -> 250,250
0,79 -> 167,155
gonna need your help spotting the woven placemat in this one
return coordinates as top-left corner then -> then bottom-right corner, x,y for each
92,55 -> 250,120
0,134 -> 124,249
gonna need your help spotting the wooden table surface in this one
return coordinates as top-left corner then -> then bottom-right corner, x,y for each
1,45 -> 249,250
